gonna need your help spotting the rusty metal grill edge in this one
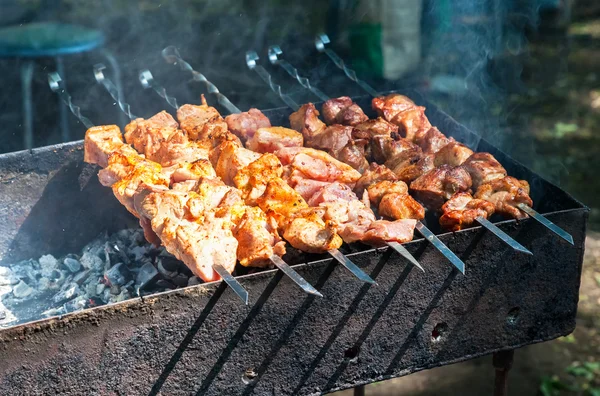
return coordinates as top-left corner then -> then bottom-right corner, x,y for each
0,93 -> 588,395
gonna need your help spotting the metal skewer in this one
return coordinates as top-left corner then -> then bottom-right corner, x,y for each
517,204 -> 574,245
314,34 -> 380,98
48,73 -> 94,129
162,46 -> 241,114
89,67 -> 252,304
246,51 -> 300,111
311,37 -> 538,257
268,45 -> 330,102
136,68 -> 328,295
161,47 -> 376,285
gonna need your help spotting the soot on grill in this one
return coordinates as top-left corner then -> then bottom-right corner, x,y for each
0,228 -> 203,329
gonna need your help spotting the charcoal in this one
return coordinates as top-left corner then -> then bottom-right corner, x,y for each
110,285 -> 120,295
187,276 -> 202,287
102,288 -> 112,303
0,267 -> 18,286
157,259 -> 178,279
63,296 -> 87,313
104,263 -> 132,287
53,284 -> 80,304
136,262 -> 159,290
10,260 -> 39,283
73,270 -> 90,285
110,242 -> 130,265
39,255 -> 58,277
12,280 -> 34,299
41,306 -> 66,317
171,273 -> 190,288
113,289 -> 131,303
0,310 -> 5,320
130,245 -> 150,261
63,258 -> 81,273
158,250 -> 181,271
96,283 -> 106,295
156,279 -> 176,290
80,252 -> 103,272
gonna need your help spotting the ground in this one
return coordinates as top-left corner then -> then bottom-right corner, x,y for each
335,17 -> 600,396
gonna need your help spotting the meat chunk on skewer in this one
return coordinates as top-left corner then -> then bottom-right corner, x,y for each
321,96 -> 368,126
371,135 -> 422,165
275,147 -> 362,185
366,180 -> 425,221
246,127 -> 303,153
372,94 -> 417,122
361,219 -> 417,246
434,141 -> 474,167
461,152 -> 507,190
124,111 -> 179,161
410,164 -> 473,210
225,108 -> 271,142
417,127 -> 453,154
84,125 -> 124,167
352,117 -> 399,140
177,98 -> 229,141
439,192 -> 495,231
387,153 -> 435,184
354,163 -> 399,197
289,103 -> 326,140
234,206 -> 286,267
475,176 -> 532,219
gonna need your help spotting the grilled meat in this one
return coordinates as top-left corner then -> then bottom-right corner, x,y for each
353,117 -> 399,140
84,125 -> 124,167
275,147 -> 362,185
372,135 -> 422,165
439,192 -> 495,231
321,96 -> 368,126
124,111 -> 179,162
417,127 -> 453,154
410,164 -> 473,210
289,103 -> 326,140
372,93 -> 417,122
434,141 -> 474,167
225,108 -> 271,142
475,176 -> 532,219
354,163 -> 399,196
366,180 -> 425,221
246,126 -> 303,153
177,98 -> 229,141
461,152 -> 507,190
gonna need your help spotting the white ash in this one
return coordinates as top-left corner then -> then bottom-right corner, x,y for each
0,228 -> 203,329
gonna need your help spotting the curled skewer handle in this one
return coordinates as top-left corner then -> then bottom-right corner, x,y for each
139,69 -> 179,110
48,72 -> 94,129
162,46 -> 241,114
246,50 -> 300,111
315,34 -> 380,98
94,63 -> 139,120
268,45 -> 330,102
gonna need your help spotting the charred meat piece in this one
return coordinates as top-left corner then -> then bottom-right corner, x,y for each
417,127 -> 453,154
124,111 -> 179,161
439,192 -> 495,231
372,94 -> 417,122
475,176 -> 532,219
289,103 -> 327,141
309,124 -> 353,155
84,125 -> 124,167
434,141 -> 474,167
246,127 -> 303,153
321,96 -> 368,126
177,97 -> 229,141
410,164 -> 473,210
225,108 -> 271,142
461,152 -> 507,190
354,163 -> 399,197
336,140 -> 369,173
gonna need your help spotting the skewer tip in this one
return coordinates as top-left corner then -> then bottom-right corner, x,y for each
246,51 -> 259,69
268,45 -> 282,64
315,34 -> 330,52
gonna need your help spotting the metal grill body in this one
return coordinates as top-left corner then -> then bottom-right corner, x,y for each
0,94 -> 588,395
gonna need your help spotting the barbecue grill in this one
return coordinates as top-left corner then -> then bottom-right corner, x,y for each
0,71 -> 588,395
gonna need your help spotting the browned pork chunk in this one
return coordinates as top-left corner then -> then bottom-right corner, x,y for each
461,152 -> 507,190
321,96 -> 368,126
434,141 -> 474,167
177,99 -> 228,141
124,111 -> 179,161
417,127 -> 453,154
289,103 -> 326,140
84,125 -> 124,167
475,176 -> 532,219
439,192 -> 495,231
410,164 -> 473,210
354,163 -> 399,197
246,127 -> 303,153
372,93 -> 417,122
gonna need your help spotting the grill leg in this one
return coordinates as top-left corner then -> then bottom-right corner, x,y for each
353,385 -> 365,396
493,349 -> 514,396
